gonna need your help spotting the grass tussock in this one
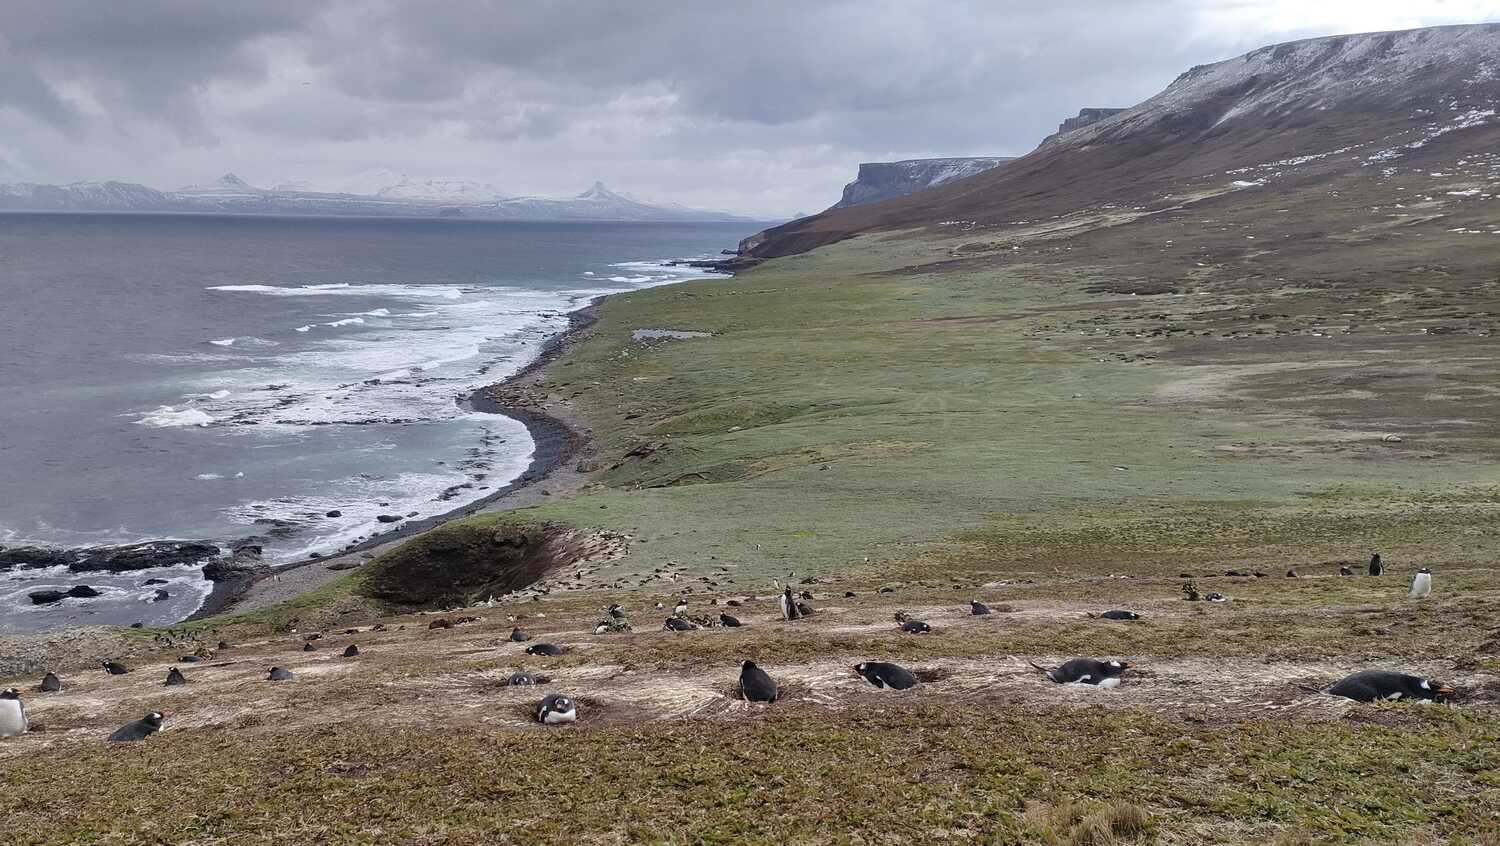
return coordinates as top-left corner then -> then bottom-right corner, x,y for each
1023,799 -> 1153,845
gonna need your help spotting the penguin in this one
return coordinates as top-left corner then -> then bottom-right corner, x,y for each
1098,610 -> 1140,621
302,642 -> 316,652
1409,568 -> 1432,599
608,604 -> 627,621
164,667 -> 186,686
719,613 -> 742,628
39,672 -> 61,693
509,627 -> 530,642
592,622 -> 610,635
1030,658 -> 1134,688
508,672 -> 537,686
536,693 -> 577,724
0,688 -> 28,737
738,660 -> 779,702
108,711 -> 164,742
664,617 -> 698,631
217,640 -> 231,650
525,643 -> 563,656
778,587 -> 802,621
1368,553 -> 1384,576
267,667 -> 294,681
1325,670 -> 1454,703
1339,566 -> 1354,576
343,644 -> 359,657
853,662 -> 918,691
673,598 -> 688,616
970,601 -> 991,616
1204,592 -> 1227,603
102,661 -> 129,675
796,600 -> 815,617
900,620 -> 932,634
1285,570 -> 1298,578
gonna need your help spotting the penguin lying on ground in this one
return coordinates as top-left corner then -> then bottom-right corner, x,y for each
164,668 -> 186,686
108,711 -> 164,742
970,601 -> 991,616
302,643 -> 316,652
525,643 -> 563,656
343,644 -> 359,657
739,660 -> 779,702
509,627 -> 530,642
719,613 -> 743,627
900,620 -> 932,634
1409,568 -> 1432,599
1030,658 -> 1134,688
853,662 -> 918,690
39,672 -> 61,693
1339,566 -> 1354,576
1095,610 -> 1141,621
664,617 -> 698,631
1323,670 -> 1455,703
508,672 -> 537,686
102,661 -> 129,675
536,693 -> 577,724
0,689 -> 28,737
1368,553 -> 1383,576
266,667 -> 294,681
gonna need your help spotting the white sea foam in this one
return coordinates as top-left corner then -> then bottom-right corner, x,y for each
295,325 -> 313,332
195,473 -> 224,480
138,406 -> 216,427
324,317 -> 365,328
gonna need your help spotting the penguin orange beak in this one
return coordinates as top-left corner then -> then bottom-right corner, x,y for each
1437,686 -> 1457,699
1122,661 -> 1136,669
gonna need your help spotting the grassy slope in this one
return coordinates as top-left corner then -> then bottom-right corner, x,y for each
6,222 -> 1500,844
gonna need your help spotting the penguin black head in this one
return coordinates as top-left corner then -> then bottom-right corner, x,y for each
0,688 -> 19,700
143,711 -> 165,728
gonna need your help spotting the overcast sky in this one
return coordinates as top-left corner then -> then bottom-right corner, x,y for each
1,1 -> 1497,217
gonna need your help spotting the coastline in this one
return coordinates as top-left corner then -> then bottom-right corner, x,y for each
190,298 -> 612,619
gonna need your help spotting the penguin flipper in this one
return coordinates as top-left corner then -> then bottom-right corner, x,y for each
1295,683 -> 1330,696
1027,661 -> 1059,682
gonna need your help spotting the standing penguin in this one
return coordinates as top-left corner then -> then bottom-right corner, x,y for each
1409,568 -> 1432,599
1030,658 -> 1134,688
164,667 -> 186,686
536,693 -> 577,724
0,688 -> 29,737
970,601 -> 991,616
108,711 -> 164,742
853,662 -> 918,691
1326,670 -> 1454,703
1368,553 -> 1384,576
673,598 -> 688,617
39,672 -> 61,693
509,627 -> 530,642
738,660 -> 779,702
778,587 -> 802,621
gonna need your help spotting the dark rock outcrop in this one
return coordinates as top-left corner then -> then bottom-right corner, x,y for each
831,158 -> 1014,210
1041,107 -> 1127,144
28,590 -> 66,605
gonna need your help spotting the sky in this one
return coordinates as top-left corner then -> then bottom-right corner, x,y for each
1,0 -> 1498,218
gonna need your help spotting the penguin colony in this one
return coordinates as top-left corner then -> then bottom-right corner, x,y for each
0,553 -> 1456,743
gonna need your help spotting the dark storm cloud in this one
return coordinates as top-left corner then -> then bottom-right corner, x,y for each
0,0 -> 1494,214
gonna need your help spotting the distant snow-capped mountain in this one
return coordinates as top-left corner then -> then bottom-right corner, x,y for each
0,173 -> 750,221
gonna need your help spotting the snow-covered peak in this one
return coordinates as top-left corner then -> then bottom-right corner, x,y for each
576,181 -> 624,201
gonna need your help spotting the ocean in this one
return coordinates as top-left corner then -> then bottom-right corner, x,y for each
0,213 -> 755,633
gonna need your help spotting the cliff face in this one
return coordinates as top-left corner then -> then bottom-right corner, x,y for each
1041,108 -> 1127,143
831,157 -> 1013,209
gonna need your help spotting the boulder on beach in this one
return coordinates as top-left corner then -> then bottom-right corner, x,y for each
67,585 -> 101,598
376,514 -> 402,523
152,589 -> 171,602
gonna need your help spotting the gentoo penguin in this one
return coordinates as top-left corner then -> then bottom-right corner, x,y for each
508,672 -> 537,686
738,660 -> 779,702
1098,610 -> 1140,621
1204,592 -> 1227,603
39,672 -> 61,693
853,662 -> 918,691
1339,566 -> 1354,576
900,620 -> 932,634
1031,658 -> 1134,688
592,621 -> 610,635
1368,553 -> 1384,576
778,587 -> 802,621
525,643 -> 563,656
509,627 -> 529,642
164,667 -> 186,686
343,644 -> 359,657
0,689 -> 28,737
719,613 -> 743,628
536,693 -> 578,724
1326,670 -> 1454,703
102,661 -> 129,675
108,711 -> 164,742
1409,568 -> 1432,599
302,642 -> 316,652
180,655 -> 201,662
664,617 -> 698,631
970,601 -> 992,616
266,667 -> 294,681
673,598 -> 688,616
796,600 -> 815,617
1285,570 -> 1298,578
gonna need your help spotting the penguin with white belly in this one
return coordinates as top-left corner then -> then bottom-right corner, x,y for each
1409,568 -> 1432,599
1030,658 -> 1135,688
536,693 -> 577,724
0,689 -> 29,737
